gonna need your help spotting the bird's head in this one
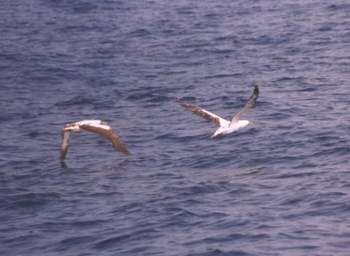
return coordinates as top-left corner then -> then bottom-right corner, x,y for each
64,122 -> 80,132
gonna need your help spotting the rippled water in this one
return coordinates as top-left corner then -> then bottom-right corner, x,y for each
1,0 -> 350,255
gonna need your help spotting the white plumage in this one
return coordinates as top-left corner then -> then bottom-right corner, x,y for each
178,85 -> 259,138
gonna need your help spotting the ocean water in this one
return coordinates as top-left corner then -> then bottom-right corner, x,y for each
1,0 -> 350,255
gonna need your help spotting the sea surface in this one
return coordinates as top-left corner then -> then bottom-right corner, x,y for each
1,0 -> 350,255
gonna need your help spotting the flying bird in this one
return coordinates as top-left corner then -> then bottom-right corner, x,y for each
60,120 -> 130,161
178,85 -> 259,138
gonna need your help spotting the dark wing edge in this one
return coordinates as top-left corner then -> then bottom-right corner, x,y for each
231,85 -> 259,123
81,125 -> 130,155
109,130 -> 130,155
60,130 -> 70,161
177,100 -> 225,126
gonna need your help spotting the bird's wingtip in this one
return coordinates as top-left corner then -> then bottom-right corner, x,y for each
177,100 -> 189,108
122,147 -> 131,155
253,84 -> 259,95
176,98 -> 186,105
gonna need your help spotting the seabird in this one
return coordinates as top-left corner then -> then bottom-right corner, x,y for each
60,120 -> 130,161
178,85 -> 259,138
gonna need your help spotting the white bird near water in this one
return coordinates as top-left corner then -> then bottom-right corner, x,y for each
178,85 -> 259,138
60,120 -> 130,161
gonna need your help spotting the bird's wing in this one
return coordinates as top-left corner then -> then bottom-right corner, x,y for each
231,85 -> 259,123
60,130 -> 71,161
80,123 -> 130,155
178,101 -> 230,127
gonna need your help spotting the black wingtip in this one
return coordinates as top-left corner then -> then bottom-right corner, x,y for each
123,148 -> 131,156
176,97 -> 197,106
59,152 -> 67,162
60,160 -> 68,168
176,97 -> 188,103
253,84 -> 259,96
177,100 -> 190,109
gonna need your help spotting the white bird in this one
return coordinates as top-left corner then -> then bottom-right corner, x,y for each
178,85 -> 259,138
60,120 -> 130,161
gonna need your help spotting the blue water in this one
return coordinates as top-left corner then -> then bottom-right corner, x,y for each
1,0 -> 350,255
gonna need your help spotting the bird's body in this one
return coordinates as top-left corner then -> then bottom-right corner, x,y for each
211,120 -> 250,138
60,120 -> 129,161
178,85 -> 259,138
